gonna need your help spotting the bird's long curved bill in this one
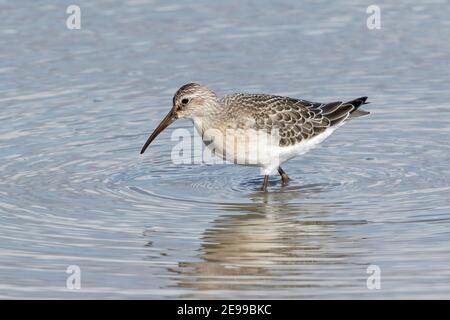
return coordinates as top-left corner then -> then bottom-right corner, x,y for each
140,110 -> 176,154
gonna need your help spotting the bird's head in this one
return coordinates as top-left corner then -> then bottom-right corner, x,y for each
140,83 -> 217,154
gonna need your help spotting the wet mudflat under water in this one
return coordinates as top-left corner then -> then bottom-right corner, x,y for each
1,0 -> 450,298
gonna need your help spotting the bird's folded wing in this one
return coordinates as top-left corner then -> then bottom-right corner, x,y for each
222,93 -> 366,147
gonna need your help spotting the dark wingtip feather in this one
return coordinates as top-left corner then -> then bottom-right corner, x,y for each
349,96 -> 369,107
348,96 -> 370,118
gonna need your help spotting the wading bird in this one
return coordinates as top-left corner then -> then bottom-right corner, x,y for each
140,83 -> 369,191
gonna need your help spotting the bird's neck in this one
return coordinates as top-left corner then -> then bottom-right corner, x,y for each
191,101 -> 225,137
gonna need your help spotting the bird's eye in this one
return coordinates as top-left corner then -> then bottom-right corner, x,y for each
181,98 -> 189,105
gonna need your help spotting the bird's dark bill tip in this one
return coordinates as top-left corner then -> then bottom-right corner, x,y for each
140,141 -> 151,154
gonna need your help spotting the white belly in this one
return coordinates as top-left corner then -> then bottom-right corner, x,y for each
193,118 -> 340,175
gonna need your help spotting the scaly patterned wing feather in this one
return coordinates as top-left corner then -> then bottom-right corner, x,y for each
221,94 -> 368,147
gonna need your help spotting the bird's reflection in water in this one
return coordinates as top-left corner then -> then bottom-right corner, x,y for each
169,187 -> 367,296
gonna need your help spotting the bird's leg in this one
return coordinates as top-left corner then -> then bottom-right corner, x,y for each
278,166 -> 290,184
260,175 -> 269,192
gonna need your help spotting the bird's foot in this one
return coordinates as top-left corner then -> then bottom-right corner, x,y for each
281,173 -> 290,185
278,167 -> 290,185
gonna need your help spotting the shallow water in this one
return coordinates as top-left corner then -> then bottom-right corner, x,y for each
1,0 -> 450,298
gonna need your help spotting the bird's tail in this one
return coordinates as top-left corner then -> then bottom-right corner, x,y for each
347,96 -> 370,118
